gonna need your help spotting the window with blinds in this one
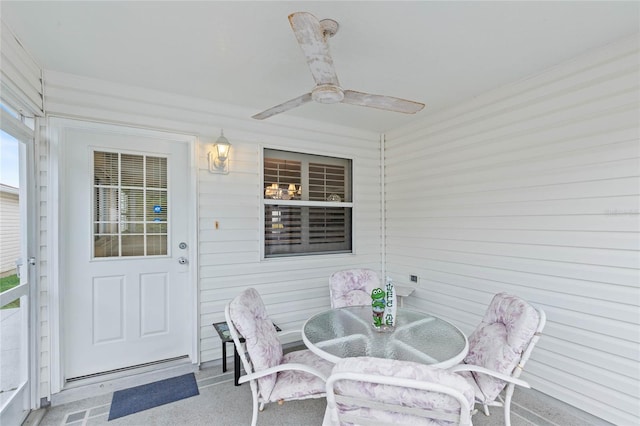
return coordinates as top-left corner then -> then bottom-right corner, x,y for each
93,151 -> 168,258
264,149 -> 352,257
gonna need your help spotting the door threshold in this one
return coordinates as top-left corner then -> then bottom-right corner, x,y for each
52,357 -> 197,406
65,355 -> 190,384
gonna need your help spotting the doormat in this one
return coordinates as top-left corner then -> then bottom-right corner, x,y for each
108,373 -> 199,421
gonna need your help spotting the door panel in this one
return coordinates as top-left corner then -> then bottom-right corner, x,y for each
92,275 -> 124,344
140,272 -> 169,337
61,123 -> 193,380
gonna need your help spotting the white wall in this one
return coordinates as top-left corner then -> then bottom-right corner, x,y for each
384,35 -> 640,425
42,70 -> 383,396
196,127 -> 383,361
38,34 -> 640,424
0,186 -> 20,275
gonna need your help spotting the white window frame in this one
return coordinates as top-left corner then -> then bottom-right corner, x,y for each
261,148 -> 354,259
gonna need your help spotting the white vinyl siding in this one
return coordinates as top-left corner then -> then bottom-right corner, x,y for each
41,69 -> 383,384
198,137 -> 380,361
0,21 -> 43,115
0,186 -> 20,275
384,35 -> 639,426
36,32 -> 638,425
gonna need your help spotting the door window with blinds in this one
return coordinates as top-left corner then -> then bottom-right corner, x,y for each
93,151 -> 168,258
263,149 -> 352,257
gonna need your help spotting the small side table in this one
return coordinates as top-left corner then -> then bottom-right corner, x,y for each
212,321 -> 281,386
394,285 -> 415,307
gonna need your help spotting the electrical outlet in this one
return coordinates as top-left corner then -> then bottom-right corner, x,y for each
410,275 -> 418,283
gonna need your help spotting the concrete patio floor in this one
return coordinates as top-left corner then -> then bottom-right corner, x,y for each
24,357 -> 614,426
0,303 -> 618,426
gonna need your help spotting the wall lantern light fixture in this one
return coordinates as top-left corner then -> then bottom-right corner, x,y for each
208,130 -> 231,174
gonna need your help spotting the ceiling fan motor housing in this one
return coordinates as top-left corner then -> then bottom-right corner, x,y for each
320,19 -> 339,37
312,84 -> 344,104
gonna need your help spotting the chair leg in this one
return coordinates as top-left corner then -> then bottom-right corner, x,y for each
482,403 -> 490,416
234,344 -> 241,386
251,398 -> 259,426
503,385 -> 515,426
249,382 -> 260,426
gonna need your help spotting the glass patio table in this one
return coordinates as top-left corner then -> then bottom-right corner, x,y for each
302,305 -> 468,368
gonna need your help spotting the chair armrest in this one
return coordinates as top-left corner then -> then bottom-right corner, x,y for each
449,364 -> 531,389
238,362 -> 328,384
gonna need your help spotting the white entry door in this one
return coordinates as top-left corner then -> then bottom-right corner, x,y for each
60,121 -> 195,380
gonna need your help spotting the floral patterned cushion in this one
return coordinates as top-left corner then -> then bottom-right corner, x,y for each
329,357 -> 474,425
330,269 -> 381,308
228,288 -> 283,401
463,293 -> 540,402
269,349 -> 334,402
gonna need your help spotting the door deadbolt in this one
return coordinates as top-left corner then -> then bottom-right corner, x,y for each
179,242 -> 188,250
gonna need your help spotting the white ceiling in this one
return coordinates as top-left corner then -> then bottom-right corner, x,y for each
2,1 -> 638,133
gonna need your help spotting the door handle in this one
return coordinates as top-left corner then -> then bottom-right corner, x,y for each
178,257 -> 189,265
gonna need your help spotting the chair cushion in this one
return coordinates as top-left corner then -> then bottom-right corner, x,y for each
268,349 -> 334,402
330,357 -> 474,425
330,269 -> 380,308
463,293 -> 540,402
455,370 -> 485,404
229,288 -> 283,401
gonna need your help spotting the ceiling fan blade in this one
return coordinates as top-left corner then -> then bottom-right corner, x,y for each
342,90 -> 425,114
252,93 -> 313,120
288,12 -> 340,86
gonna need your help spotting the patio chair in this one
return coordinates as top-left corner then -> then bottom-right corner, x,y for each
329,268 -> 381,308
225,288 -> 333,426
324,356 -> 475,426
449,293 -> 546,426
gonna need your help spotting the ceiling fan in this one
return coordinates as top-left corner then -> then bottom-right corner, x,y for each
252,12 -> 425,120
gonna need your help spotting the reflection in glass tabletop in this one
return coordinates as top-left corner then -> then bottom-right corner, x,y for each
302,306 -> 468,368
